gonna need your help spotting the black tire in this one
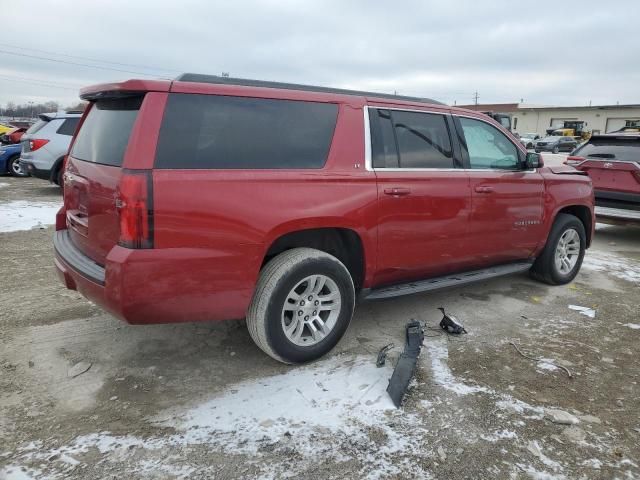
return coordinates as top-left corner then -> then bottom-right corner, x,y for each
246,248 -> 355,364
8,155 -> 28,177
552,146 -> 560,154
530,213 -> 586,285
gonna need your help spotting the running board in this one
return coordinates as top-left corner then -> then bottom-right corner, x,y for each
365,262 -> 533,300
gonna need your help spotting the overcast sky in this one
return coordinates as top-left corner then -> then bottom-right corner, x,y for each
1,0 -> 638,108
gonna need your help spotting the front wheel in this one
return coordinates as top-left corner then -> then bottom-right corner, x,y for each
530,213 -> 586,285
9,155 -> 28,177
246,248 -> 355,364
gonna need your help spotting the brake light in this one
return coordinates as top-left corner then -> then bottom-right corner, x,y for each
30,139 -> 50,151
565,155 -> 585,166
115,170 -> 153,249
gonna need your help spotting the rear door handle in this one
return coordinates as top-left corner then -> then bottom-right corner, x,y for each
384,187 -> 411,196
474,185 -> 494,193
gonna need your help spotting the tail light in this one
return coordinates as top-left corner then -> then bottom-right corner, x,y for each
115,170 -> 153,249
565,156 -> 585,166
30,139 -> 50,151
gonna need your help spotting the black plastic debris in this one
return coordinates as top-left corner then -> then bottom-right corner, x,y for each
376,343 -> 394,367
438,307 -> 467,334
386,320 -> 425,407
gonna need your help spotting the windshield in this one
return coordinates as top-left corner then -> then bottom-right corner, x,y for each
541,136 -> 562,142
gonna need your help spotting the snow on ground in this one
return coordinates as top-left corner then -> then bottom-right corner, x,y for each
0,182 -> 9,188
623,323 -> 640,330
582,251 -> 640,284
0,200 -> 61,233
7,355 -> 429,479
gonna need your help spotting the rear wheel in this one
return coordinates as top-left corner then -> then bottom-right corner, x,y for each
8,155 -> 27,177
530,213 -> 586,285
246,248 -> 355,364
552,146 -> 560,154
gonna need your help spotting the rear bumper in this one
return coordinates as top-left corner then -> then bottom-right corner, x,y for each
53,229 -> 259,324
19,159 -> 50,180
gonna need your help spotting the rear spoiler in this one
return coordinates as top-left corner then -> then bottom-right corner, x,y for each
80,79 -> 171,101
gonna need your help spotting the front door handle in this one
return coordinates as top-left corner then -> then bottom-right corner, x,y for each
474,185 -> 494,193
384,187 -> 411,196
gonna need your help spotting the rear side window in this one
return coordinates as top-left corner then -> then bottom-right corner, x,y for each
71,96 -> 143,167
155,94 -> 338,169
393,111 -> 453,168
574,138 -> 639,162
56,118 -> 80,136
25,119 -> 48,135
369,108 -> 454,169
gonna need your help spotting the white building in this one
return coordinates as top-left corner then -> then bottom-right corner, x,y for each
458,103 -> 640,137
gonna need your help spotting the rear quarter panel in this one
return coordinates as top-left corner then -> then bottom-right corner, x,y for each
151,101 -> 377,320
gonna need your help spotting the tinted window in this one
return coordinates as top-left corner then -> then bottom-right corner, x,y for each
370,109 -> 399,168
155,94 -> 338,169
573,138 -> 639,162
459,117 -> 520,170
56,118 -> 80,136
392,111 -> 453,168
71,97 -> 142,167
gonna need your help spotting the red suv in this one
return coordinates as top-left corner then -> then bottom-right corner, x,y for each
566,134 -> 640,225
54,74 -> 595,364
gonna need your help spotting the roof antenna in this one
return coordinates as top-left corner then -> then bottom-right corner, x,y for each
221,72 -> 230,78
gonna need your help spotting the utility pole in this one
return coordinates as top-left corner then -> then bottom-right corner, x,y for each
473,91 -> 479,105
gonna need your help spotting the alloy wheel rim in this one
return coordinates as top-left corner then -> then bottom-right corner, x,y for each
555,228 -> 580,274
11,158 -> 22,175
281,274 -> 341,347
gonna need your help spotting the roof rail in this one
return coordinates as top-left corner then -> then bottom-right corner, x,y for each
175,73 -> 443,105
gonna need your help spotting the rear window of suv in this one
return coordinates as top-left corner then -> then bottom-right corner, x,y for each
71,96 -> 143,167
573,137 -> 639,162
154,94 -> 338,169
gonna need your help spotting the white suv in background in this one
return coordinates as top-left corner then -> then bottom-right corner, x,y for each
19,111 -> 82,186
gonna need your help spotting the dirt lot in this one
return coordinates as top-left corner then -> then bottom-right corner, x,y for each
1,176 -> 639,479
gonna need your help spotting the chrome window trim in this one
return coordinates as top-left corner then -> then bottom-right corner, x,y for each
364,106 -> 454,172
363,106 -> 538,174
363,107 -> 372,171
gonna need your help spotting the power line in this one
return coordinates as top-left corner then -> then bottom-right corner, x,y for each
0,74 -> 81,91
0,49 -> 171,78
0,42 -> 181,75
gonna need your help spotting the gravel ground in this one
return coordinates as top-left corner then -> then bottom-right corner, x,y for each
1,175 -> 639,479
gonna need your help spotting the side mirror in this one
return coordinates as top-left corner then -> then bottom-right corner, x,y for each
525,152 -> 543,169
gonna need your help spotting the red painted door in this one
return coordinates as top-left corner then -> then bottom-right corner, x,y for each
456,115 -> 545,265
368,107 -> 472,286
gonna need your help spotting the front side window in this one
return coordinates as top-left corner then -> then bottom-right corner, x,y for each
459,117 -> 520,170
155,94 -> 338,169
392,111 -> 453,168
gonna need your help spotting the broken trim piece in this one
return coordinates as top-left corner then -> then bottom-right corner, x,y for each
386,320 -> 425,407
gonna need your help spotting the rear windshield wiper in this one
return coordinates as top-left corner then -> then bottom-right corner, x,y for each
587,153 -> 615,159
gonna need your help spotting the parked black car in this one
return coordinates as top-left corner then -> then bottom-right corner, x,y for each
535,136 -> 578,153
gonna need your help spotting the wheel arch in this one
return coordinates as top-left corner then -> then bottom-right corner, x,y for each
50,156 -> 65,184
554,205 -> 593,247
262,226 -> 368,290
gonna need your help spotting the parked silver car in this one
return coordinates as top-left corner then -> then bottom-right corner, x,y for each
518,133 -> 540,149
19,111 -> 82,186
